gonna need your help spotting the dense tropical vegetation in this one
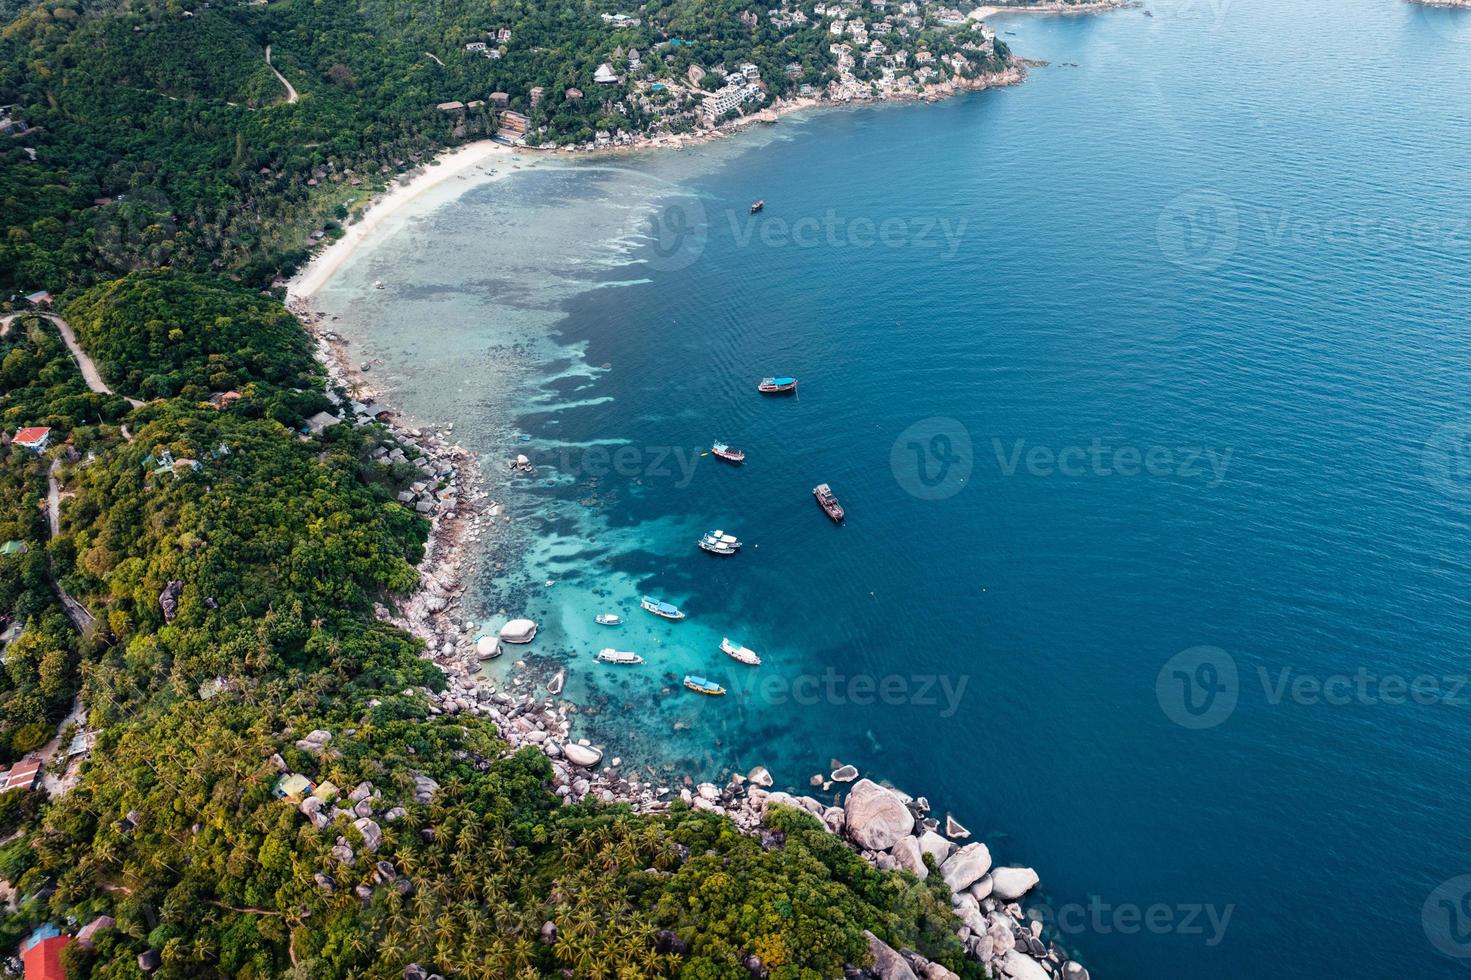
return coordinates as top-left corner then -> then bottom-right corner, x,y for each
0,0 -> 998,976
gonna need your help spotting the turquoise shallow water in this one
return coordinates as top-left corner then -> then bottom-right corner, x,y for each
314,0 -> 1471,975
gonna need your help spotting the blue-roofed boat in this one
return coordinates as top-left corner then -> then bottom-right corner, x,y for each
758,377 -> 798,394
720,637 -> 761,665
641,596 -> 685,620
684,675 -> 726,696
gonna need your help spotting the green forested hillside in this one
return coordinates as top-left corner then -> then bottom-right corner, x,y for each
0,0 -> 1005,976
66,272 -> 319,400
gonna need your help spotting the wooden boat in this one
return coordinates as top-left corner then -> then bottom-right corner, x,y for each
720,637 -> 761,666
750,200 -> 765,213
595,613 -> 622,626
757,377 -> 798,394
641,596 -> 686,620
813,483 -> 845,523
697,530 -> 741,555
711,442 -> 746,464
684,674 -> 726,696
597,648 -> 643,664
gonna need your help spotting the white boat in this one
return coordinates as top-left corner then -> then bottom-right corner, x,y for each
597,648 -> 644,665
720,637 -> 761,666
698,530 -> 741,555
642,597 -> 685,620
595,613 -> 622,626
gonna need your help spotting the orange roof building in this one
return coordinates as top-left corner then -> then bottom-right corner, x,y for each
21,926 -> 71,980
12,427 -> 51,452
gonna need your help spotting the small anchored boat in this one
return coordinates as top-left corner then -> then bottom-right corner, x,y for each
684,674 -> 726,696
813,483 -> 845,523
597,648 -> 644,664
595,613 -> 622,626
720,637 -> 761,666
641,596 -> 686,620
711,442 -> 746,464
697,530 -> 741,555
757,377 -> 798,395
750,200 -> 765,214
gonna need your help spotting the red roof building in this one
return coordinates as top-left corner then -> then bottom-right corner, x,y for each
21,929 -> 70,980
12,427 -> 51,452
2,757 -> 43,791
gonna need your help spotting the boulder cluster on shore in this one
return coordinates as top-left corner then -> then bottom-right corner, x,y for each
288,304 -> 1089,980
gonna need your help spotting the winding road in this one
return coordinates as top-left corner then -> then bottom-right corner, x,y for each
2,311 -> 115,796
1,310 -> 123,630
0,312 -> 142,408
46,461 -> 95,633
265,45 -> 299,105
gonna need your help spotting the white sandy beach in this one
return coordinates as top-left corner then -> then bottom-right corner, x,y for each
969,0 -> 1132,19
288,139 -> 524,301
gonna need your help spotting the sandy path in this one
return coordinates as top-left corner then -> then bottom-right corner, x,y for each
265,45 -> 299,105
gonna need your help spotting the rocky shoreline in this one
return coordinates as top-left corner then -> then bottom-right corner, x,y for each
281,43 -> 1091,978
530,64 -> 1028,160
286,298 -> 1089,980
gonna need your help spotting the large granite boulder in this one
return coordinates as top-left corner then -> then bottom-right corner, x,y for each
999,950 -> 1051,980
989,866 -> 1040,901
353,817 -> 382,852
863,930 -> 918,980
844,779 -> 914,851
412,773 -> 440,803
158,581 -> 183,623
940,842 -> 993,894
563,743 -> 603,768
918,830 -> 954,865
891,836 -> 928,879
917,961 -> 961,980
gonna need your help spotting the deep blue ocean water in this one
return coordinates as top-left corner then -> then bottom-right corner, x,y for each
314,0 -> 1471,975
